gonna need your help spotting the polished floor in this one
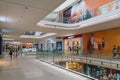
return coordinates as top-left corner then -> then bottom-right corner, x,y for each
0,56 -> 90,80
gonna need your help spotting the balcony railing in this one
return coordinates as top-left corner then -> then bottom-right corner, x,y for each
35,49 -> 120,80
43,0 -> 120,24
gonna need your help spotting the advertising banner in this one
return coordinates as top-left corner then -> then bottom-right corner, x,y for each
63,0 -> 120,24
70,0 -> 92,23
85,0 -> 113,10
63,7 -> 71,23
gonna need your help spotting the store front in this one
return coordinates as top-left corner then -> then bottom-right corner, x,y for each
45,39 -> 56,52
22,43 -> 37,54
83,27 -> 120,56
39,41 -> 45,51
55,60 -> 120,80
55,61 -> 83,73
39,38 -> 63,52
84,64 -> 120,80
63,34 -> 83,55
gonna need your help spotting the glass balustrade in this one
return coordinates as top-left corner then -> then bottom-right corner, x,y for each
44,0 -> 120,24
35,49 -> 120,80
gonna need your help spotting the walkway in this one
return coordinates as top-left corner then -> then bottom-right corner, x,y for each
0,56 -> 91,80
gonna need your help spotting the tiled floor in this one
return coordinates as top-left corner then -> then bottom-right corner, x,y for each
0,56 -> 91,80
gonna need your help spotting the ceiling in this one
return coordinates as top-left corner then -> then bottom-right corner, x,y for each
0,0 -> 65,42
0,0 -> 120,43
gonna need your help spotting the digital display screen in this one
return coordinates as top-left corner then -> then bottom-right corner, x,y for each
56,42 -> 62,51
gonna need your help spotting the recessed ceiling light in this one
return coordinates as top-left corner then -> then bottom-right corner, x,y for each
0,16 -> 5,22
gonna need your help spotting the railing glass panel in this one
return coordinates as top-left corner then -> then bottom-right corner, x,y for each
44,0 -> 120,24
36,49 -> 120,80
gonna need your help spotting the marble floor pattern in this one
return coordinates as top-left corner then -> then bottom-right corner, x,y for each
0,56 -> 91,80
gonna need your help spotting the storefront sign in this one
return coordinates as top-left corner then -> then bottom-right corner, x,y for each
63,34 -> 82,40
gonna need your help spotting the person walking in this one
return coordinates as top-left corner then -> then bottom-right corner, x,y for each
112,45 -> 117,58
9,46 -> 13,59
117,46 -> 120,57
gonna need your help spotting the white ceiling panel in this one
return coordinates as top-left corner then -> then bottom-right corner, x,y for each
6,0 -> 65,11
0,0 -> 65,41
1,0 -> 120,42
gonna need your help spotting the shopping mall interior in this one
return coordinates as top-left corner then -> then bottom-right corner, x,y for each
0,0 -> 120,80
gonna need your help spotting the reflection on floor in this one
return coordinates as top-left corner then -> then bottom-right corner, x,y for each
0,56 -> 91,80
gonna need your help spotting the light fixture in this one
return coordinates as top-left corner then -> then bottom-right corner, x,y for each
0,16 -> 6,22
3,38 -> 14,41
3,34 -> 13,38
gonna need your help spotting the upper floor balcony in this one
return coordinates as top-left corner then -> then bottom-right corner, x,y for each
38,0 -> 120,30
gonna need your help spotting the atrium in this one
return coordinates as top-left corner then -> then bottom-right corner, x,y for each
0,0 -> 120,80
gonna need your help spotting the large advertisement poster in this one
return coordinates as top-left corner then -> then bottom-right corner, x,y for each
63,0 -> 120,24
63,7 -> 71,23
85,0 -> 113,10
70,0 -> 91,23
85,0 -> 119,16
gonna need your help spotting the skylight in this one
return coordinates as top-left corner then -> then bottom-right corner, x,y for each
23,31 -> 45,36
35,32 -> 44,36
20,31 -> 57,39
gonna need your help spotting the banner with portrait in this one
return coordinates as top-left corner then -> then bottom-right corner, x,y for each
63,0 -> 120,24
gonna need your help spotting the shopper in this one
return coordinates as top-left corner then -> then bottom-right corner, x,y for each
112,45 -> 117,58
101,37 -> 105,54
76,46 -> 80,55
15,48 -> 18,58
68,46 -> 72,55
102,74 -> 108,80
9,46 -> 13,59
101,37 -> 105,49
117,46 -> 120,57
108,72 -> 113,80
